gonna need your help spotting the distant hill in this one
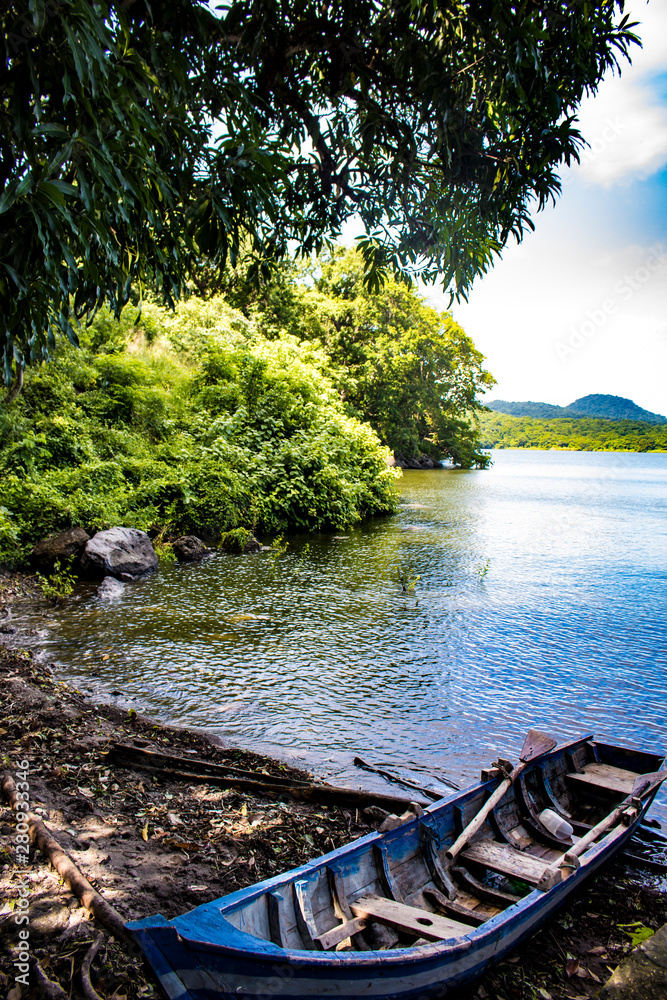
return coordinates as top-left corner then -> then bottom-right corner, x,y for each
487,394 -> 667,425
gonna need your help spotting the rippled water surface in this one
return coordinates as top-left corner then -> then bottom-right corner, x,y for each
25,450 -> 667,820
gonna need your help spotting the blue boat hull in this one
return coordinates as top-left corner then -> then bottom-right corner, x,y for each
128,736 -> 663,1000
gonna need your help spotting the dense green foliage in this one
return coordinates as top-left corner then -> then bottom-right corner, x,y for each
2,0 -> 639,385
228,248 -> 496,467
0,296 -> 399,567
478,411 -> 667,452
487,394 -> 667,424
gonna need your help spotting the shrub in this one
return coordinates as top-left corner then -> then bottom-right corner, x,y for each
0,296 -> 398,563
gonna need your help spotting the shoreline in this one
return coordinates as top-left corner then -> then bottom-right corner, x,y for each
1,581 -> 666,999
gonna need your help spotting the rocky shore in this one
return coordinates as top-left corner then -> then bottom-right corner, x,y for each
1,576 -> 666,1000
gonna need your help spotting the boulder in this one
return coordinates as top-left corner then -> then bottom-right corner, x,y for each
30,527 -> 90,573
419,456 -> 435,469
171,536 -> 210,563
81,527 -> 158,580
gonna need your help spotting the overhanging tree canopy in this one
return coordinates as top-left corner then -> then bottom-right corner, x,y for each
1,0 -> 639,383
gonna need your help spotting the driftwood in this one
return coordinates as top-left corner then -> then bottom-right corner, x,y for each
353,756 -> 458,796
81,933 -> 106,1000
106,743 -> 427,811
1,773 -> 129,944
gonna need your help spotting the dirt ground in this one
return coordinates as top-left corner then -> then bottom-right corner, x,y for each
1,576 -> 666,1000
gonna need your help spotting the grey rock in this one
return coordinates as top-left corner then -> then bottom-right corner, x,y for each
243,535 -> 262,553
30,526 -> 90,572
96,576 -> 125,600
81,527 -> 158,580
419,456 -> 435,469
172,535 -> 210,562
596,924 -> 667,999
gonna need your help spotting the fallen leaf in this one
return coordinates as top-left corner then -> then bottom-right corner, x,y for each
566,958 -> 580,977
588,945 -> 606,956
7,986 -> 21,1000
167,812 -> 182,826
141,820 -> 149,842
166,839 -> 201,851
537,989 -> 552,1000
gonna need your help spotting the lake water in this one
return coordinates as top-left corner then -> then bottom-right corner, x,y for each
23,450 -> 667,824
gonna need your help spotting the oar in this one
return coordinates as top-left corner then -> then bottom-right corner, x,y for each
537,765 -> 667,891
353,756 -> 459,797
444,729 -> 558,866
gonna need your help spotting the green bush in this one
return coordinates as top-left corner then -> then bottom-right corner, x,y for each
0,295 -> 399,565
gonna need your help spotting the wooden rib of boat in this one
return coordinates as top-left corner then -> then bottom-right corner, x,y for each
127,734 -> 665,1000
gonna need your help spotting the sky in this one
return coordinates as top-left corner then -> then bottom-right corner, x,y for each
424,1 -> 667,416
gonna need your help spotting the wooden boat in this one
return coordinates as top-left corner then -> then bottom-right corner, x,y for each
127,732 -> 665,1000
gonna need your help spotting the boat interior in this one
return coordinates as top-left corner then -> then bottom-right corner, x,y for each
218,739 -> 664,953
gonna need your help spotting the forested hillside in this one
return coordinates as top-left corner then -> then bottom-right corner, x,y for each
487,394 -> 667,424
478,411 -> 667,452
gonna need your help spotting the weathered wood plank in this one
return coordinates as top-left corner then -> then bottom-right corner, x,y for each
566,763 -> 639,796
267,891 -> 290,948
350,895 -> 471,942
315,917 -> 369,951
452,866 -> 520,907
327,865 -> 370,951
422,887 -> 488,927
461,841 -> 549,885
373,843 -> 405,903
294,880 -> 321,950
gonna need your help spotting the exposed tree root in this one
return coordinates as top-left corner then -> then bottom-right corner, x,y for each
81,933 -> 106,1000
30,955 -> 69,1000
1,773 -> 130,944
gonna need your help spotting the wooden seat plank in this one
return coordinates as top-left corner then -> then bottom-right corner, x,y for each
315,917 -> 369,951
566,763 -> 639,796
461,840 -> 549,885
350,894 -> 471,942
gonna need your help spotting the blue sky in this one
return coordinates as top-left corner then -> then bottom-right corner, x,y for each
425,1 -> 667,416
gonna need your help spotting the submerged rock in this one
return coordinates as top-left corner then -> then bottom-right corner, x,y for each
81,527 -> 158,580
30,526 -> 90,573
172,535 -> 210,563
96,576 -> 125,600
219,529 -> 262,554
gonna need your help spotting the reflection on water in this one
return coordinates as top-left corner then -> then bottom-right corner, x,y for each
19,450 -> 667,822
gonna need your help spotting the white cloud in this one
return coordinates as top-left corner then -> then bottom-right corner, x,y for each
424,209 -> 667,415
565,2 -> 667,186
571,77 -> 667,186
